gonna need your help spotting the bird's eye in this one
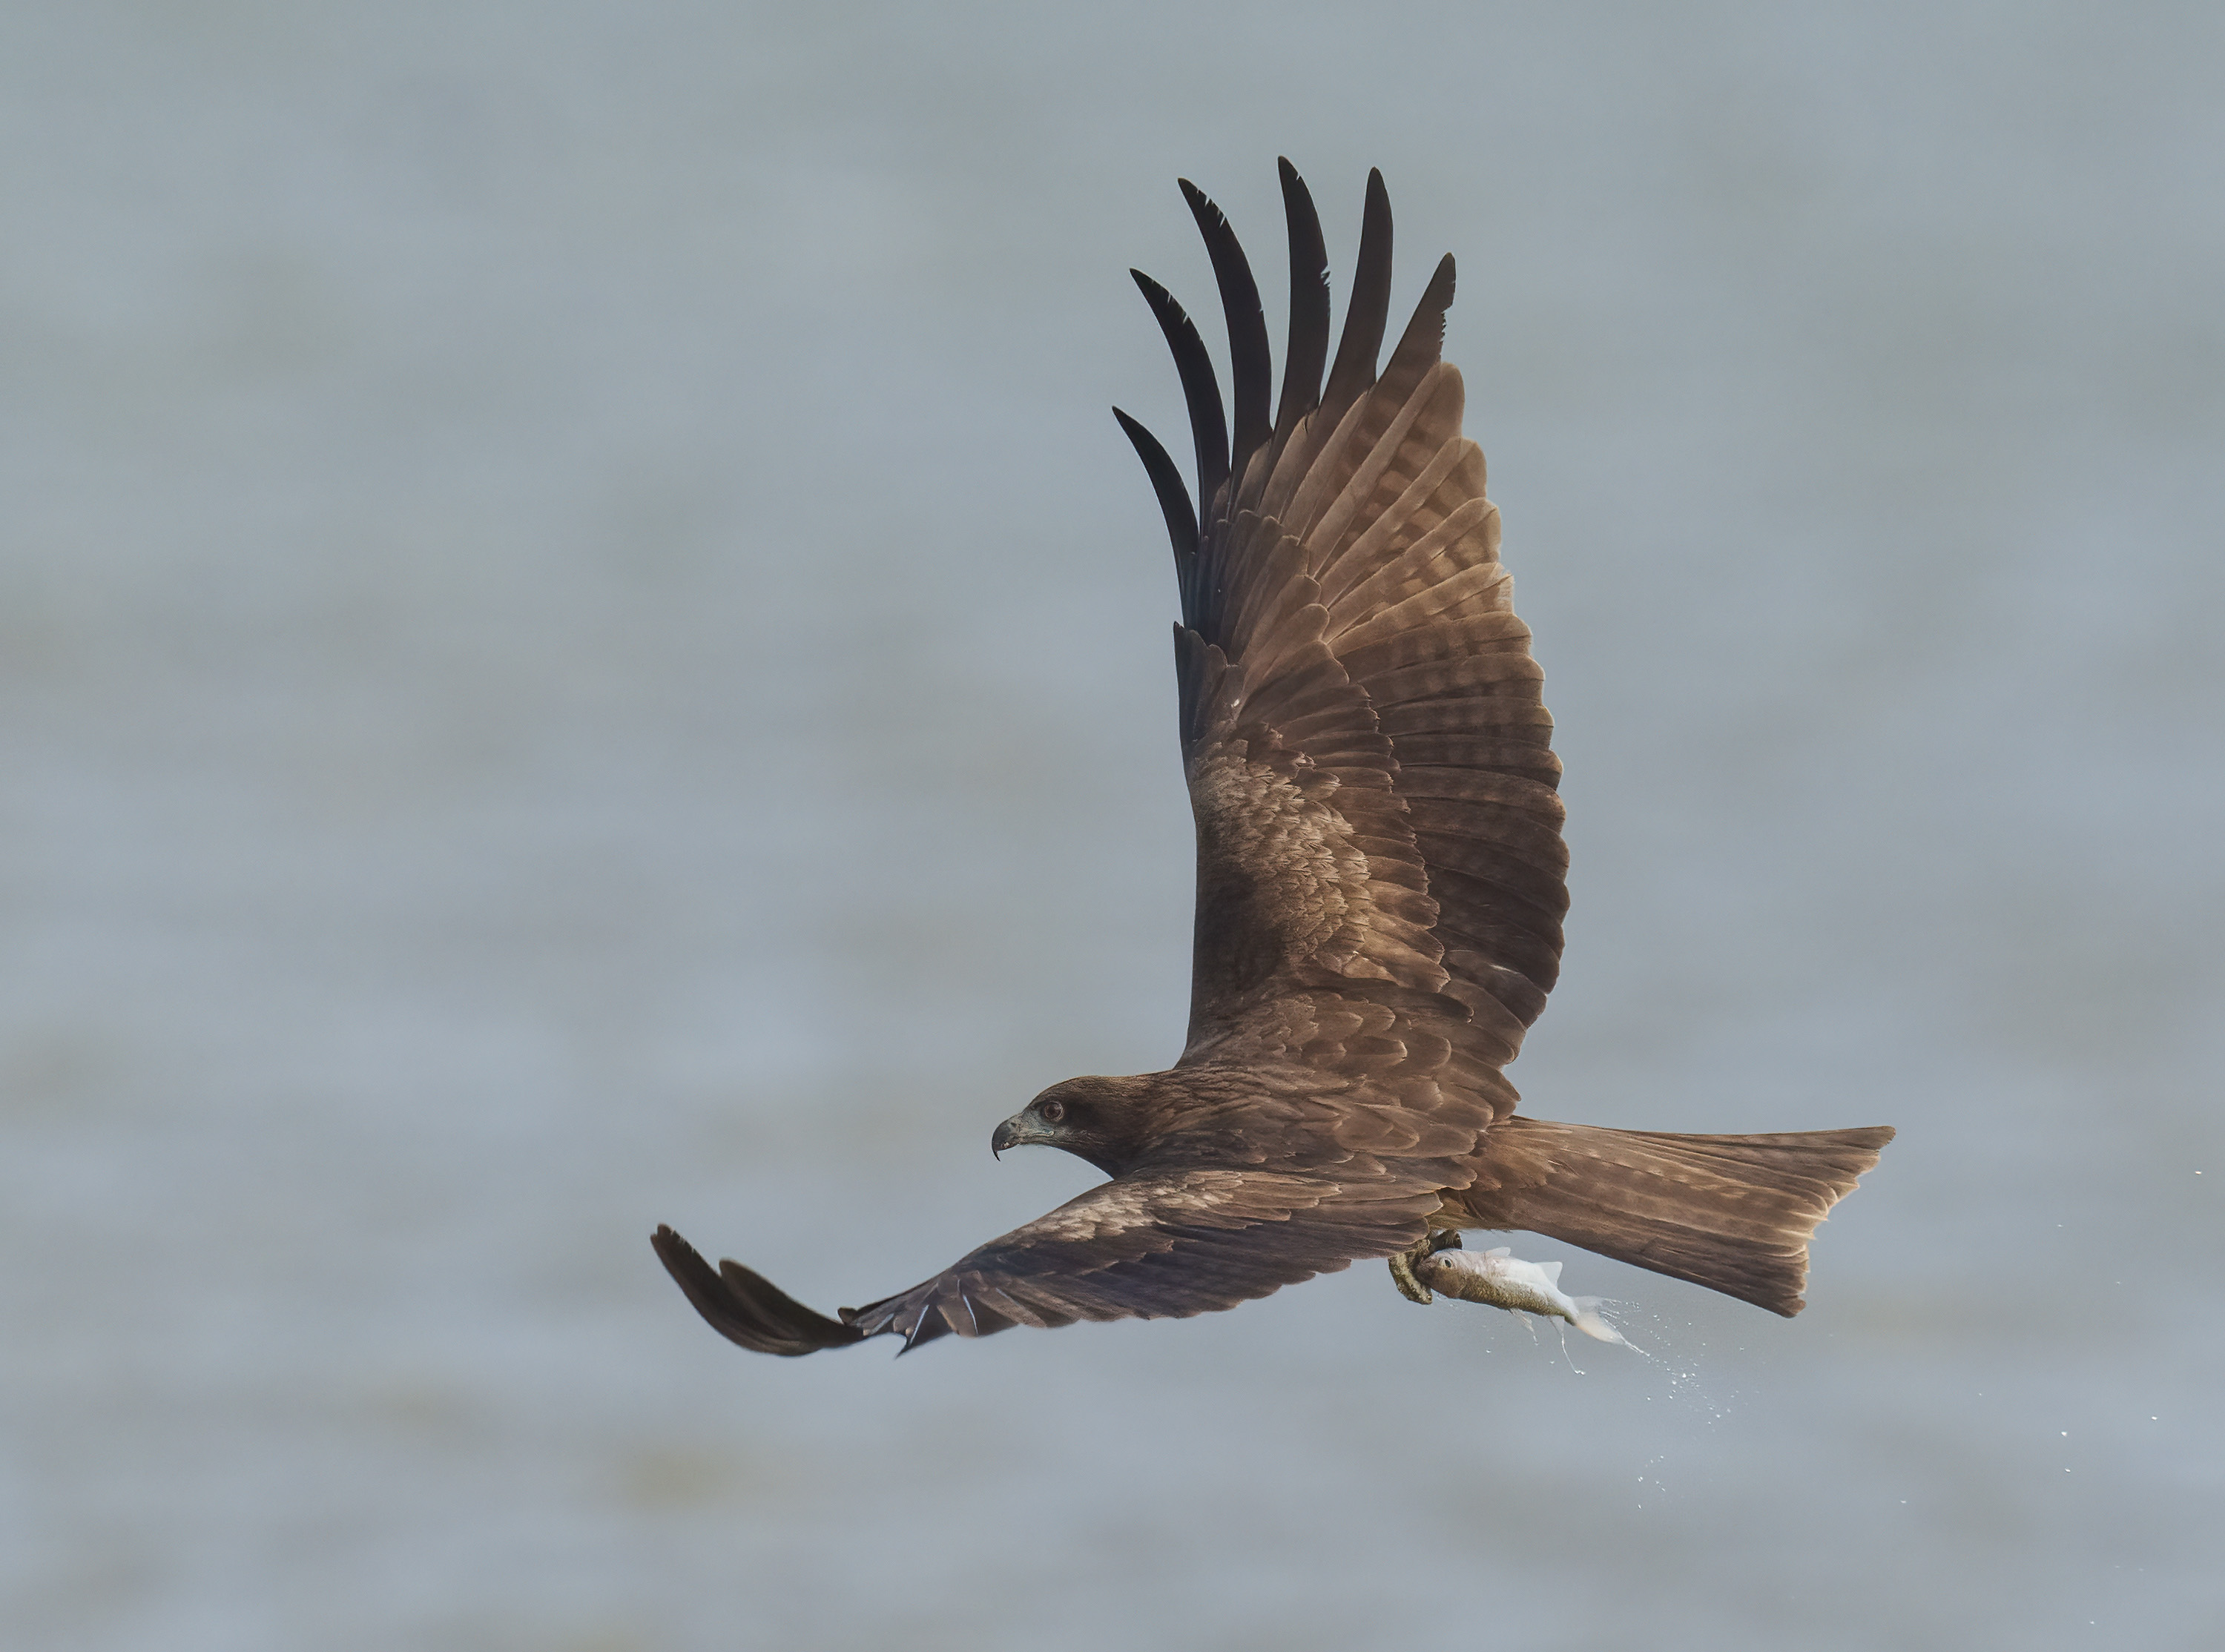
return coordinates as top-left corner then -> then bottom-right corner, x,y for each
1038,1098 -> 1067,1124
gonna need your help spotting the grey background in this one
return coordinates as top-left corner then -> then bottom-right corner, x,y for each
4,3 -> 2221,1648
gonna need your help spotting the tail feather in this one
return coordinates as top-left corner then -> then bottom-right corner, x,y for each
1451,1117 -> 1894,1316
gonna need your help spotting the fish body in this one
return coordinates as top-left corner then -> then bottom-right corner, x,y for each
1411,1246 -> 1629,1345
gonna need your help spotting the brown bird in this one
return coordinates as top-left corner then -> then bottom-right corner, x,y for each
653,162 -> 1893,1355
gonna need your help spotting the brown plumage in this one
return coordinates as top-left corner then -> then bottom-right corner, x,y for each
653,162 -> 1893,1355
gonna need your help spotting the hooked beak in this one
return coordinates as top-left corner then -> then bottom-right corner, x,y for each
990,1116 -> 1027,1159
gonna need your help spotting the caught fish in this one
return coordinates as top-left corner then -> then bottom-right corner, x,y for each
1411,1245 -> 1630,1346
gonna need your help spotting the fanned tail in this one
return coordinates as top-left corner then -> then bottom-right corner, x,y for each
1452,1117 -> 1894,1316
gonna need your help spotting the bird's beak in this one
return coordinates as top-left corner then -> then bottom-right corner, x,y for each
991,1116 -> 1024,1159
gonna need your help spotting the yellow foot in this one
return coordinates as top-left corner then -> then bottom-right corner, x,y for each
1387,1229 -> 1463,1305
1388,1249 -> 1433,1304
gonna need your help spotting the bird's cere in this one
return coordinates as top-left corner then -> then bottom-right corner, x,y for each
1412,1246 -> 1629,1345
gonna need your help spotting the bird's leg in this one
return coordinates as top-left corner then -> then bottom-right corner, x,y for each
1387,1227 -> 1464,1305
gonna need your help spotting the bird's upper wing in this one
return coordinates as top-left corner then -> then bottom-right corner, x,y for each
653,1161 -> 1443,1354
1118,165 -> 1567,1140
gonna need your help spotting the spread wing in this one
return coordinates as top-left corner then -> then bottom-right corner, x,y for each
1117,164 -> 1568,1140
653,1166 -> 1439,1353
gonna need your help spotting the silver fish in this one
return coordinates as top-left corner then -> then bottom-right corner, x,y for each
1411,1246 -> 1629,1345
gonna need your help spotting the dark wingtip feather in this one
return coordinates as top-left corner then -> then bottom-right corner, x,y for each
650,1224 -> 865,1357
1274,159 -> 1331,437
1321,168 -> 1394,425
1129,268 -> 1230,520
1178,178 -> 1273,500
1113,408 -> 1201,607
1380,251 -> 1458,386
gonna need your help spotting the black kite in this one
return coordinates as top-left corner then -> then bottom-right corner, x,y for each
654,163 -> 1892,1355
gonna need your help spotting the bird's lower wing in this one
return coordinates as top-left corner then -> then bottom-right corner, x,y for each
655,1166 -> 1444,1356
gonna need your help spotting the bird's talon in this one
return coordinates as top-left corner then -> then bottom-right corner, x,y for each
1388,1247 -> 1434,1304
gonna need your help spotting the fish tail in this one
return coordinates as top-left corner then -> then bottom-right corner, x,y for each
1448,1117 -> 1894,1316
1566,1295 -> 1627,1346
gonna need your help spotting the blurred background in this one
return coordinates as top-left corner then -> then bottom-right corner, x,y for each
4,3 -> 2220,1648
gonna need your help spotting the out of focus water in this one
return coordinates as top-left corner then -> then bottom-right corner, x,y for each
4,5 -> 2221,1648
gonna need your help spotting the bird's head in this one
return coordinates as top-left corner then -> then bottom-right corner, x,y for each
992,1076 -> 1147,1175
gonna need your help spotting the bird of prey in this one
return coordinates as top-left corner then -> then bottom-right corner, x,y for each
653,162 -> 1893,1356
